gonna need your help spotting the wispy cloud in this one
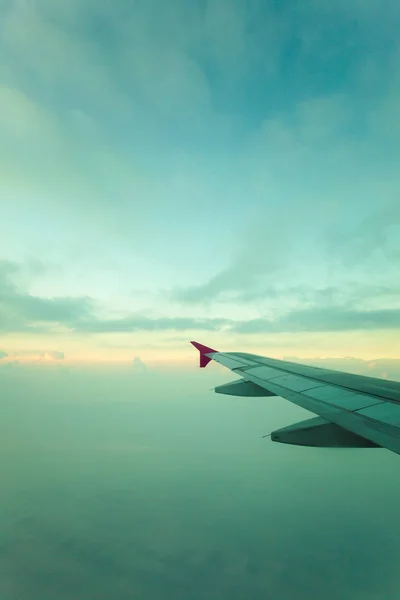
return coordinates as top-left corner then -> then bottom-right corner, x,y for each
233,307 -> 400,334
73,316 -> 230,334
327,204 -> 400,267
0,261 -> 92,333
2,260 -> 400,339
6,350 -> 65,361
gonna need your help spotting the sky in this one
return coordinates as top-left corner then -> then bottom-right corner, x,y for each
2,362 -> 400,600
3,5 -> 400,596
1,0 -> 400,363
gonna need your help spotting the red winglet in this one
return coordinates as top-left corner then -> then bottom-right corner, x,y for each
190,341 -> 218,368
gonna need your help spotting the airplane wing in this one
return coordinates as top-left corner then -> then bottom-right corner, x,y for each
191,341 -> 400,455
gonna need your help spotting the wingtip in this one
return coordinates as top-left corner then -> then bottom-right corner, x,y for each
190,341 -> 218,368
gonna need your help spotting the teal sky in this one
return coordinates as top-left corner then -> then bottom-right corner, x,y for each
1,0 -> 399,361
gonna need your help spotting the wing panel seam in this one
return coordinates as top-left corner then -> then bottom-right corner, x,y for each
230,360 -> 399,405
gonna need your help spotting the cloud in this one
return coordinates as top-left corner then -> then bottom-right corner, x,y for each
71,306 -> 400,335
0,260 -> 93,333
233,307 -> 400,334
172,266 -> 400,320
45,350 -> 64,360
0,260 -> 230,335
172,267 -> 264,305
0,0 -> 282,255
171,205 -> 319,305
2,259 -> 400,337
8,350 -> 65,361
73,316 -> 230,334
132,357 -> 147,373
2,0 -> 395,212
162,65 -> 400,309
327,204 -> 400,267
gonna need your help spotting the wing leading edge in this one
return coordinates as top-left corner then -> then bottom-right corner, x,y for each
190,341 -> 400,456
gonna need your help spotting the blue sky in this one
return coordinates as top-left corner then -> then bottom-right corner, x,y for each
0,0 -> 399,361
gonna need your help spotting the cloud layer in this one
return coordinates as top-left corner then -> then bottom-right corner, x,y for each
1,260 -> 399,342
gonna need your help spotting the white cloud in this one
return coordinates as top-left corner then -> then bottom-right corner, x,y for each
132,356 -> 147,373
7,350 -> 64,361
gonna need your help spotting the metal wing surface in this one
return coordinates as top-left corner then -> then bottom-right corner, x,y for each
191,341 -> 400,456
